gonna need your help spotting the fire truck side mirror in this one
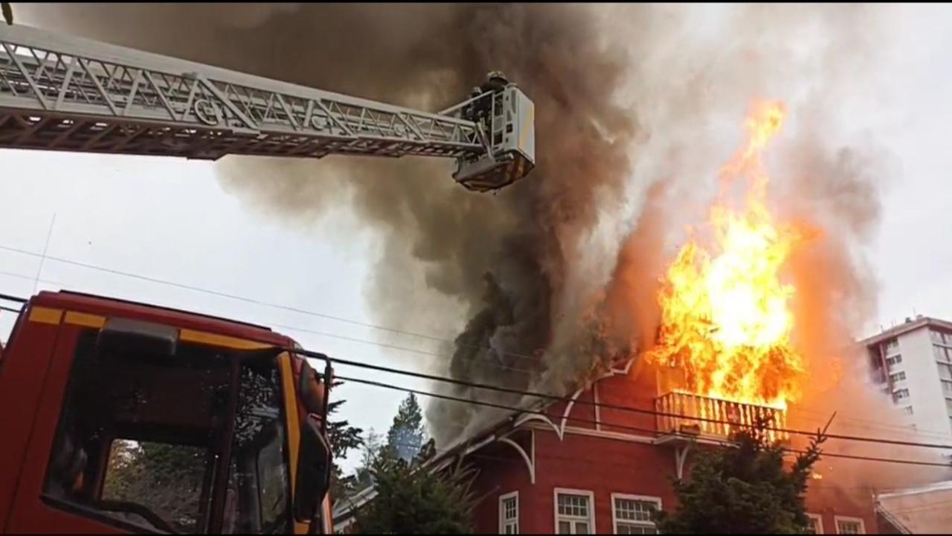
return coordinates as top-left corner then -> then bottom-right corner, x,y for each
293,414 -> 332,525
297,358 -> 328,417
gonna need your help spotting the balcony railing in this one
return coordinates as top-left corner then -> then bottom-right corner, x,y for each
655,391 -> 788,443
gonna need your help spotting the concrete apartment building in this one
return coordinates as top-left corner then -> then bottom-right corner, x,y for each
862,315 -> 952,441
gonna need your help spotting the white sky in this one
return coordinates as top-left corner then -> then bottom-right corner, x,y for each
0,150 -> 428,471
2,4 -> 952,472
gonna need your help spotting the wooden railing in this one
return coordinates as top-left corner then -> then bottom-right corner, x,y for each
655,391 -> 788,443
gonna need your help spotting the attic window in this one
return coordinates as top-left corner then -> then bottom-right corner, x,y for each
834,516 -> 865,534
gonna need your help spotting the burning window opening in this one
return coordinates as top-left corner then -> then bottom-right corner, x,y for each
646,100 -> 806,443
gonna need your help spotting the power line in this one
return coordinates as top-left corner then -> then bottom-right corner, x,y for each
335,374 -> 952,469
0,266 -> 542,377
1,257 -> 950,454
3,254 -> 951,442
0,243 -> 544,363
304,348 -> 952,453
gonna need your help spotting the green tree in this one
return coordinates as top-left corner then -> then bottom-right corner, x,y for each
385,393 -> 427,462
353,451 -> 479,534
327,380 -> 364,503
352,428 -> 383,492
1,3 -> 12,26
653,419 -> 829,534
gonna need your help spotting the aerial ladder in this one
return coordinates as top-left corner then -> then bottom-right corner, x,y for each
0,23 -> 537,536
0,24 -> 536,192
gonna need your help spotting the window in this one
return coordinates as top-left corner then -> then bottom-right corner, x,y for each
101,440 -> 207,531
902,406 -> 914,416
892,388 -> 910,402
886,355 -> 902,367
806,513 -> 824,534
931,330 -> 943,343
44,327 -> 291,534
946,398 -> 952,414
222,354 -> 292,534
834,516 -> 865,534
555,489 -> 595,534
935,345 -> 946,360
499,492 -> 518,534
612,494 -> 660,534
889,371 -> 906,383
942,380 -> 952,397
938,363 -> 952,381
885,338 -> 899,353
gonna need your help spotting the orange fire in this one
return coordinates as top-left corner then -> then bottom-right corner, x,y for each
648,100 -> 806,410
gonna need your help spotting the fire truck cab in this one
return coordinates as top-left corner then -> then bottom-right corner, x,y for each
0,290 -> 333,534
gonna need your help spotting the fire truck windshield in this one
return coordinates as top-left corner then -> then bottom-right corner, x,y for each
43,328 -> 293,534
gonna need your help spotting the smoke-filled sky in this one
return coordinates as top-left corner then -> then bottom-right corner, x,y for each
3,3 -> 952,470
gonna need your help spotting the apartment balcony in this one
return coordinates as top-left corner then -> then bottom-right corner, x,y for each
655,391 -> 788,444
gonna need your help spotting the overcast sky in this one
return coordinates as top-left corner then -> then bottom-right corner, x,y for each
2,4 -> 952,472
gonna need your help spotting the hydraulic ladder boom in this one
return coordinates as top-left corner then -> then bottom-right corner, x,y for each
0,24 -> 535,192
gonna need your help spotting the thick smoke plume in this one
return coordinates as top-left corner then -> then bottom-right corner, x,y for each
23,2 -> 641,443
25,4 -> 949,494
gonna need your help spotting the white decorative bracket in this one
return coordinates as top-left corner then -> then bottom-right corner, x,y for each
675,444 -> 691,480
559,388 -> 586,437
514,412 -> 562,441
497,431 -> 536,485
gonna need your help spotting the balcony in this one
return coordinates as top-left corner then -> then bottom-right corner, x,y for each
655,391 -> 788,444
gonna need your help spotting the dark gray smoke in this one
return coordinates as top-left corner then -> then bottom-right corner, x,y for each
24,5 -> 925,464
22,2 -> 640,443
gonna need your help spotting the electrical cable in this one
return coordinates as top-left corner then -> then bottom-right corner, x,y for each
0,244 -> 543,362
1,257 -> 950,456
300,347 -> 952,453
335,374 -> 952,469
3,256 -> 950,442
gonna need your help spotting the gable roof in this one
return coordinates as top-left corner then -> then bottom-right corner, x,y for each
875,480 -> 952,534
331,357 -> 638,525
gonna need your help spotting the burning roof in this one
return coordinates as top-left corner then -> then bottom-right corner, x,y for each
646,100 -> 809,412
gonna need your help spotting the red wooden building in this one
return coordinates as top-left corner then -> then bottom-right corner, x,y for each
335,357 -> 881,534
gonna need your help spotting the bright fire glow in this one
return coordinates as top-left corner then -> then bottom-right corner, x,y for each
647,100 -> 806,411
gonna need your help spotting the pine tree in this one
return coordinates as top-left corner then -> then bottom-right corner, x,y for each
353,452 -> 479,534
326,380 -> 364,503
353,429 -> 383,491
384,393 -> 427,462
653,419 -> 828,534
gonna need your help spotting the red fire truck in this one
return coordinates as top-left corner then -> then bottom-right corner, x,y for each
0,290 -> 333,534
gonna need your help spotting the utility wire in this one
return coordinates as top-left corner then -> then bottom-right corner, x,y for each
3,254 -> 950,442
1,258 -> 950,454
4,266 -> 946,444
335,374 -> 952,469
302,348 -> 952,453
0,243 -> 543,363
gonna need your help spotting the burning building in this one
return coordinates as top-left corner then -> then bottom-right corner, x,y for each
334,356 -> 879,534
334,103 -> 891,534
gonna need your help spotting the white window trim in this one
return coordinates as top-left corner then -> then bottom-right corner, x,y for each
499,491 -> 519,534
554,487 -> 596,534
611,493 -> 661,534
834,516 -> 866,534
806,513 -> 824,534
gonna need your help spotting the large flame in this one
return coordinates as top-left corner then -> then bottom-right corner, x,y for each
648,100 -> 806,410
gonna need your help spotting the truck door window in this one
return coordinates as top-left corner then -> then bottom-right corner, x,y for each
43,328 -> 233,534
222,355 -> 292,534
101,439 -> 207,532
